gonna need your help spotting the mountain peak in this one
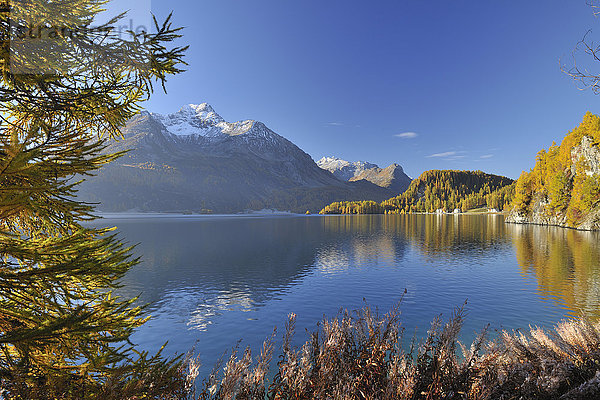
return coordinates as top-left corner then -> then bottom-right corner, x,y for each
177,103 -> 224,123
150,103 -> 230,137
386,163 -> 404,172
317,156 -> 379,181
317,156 -> 350,169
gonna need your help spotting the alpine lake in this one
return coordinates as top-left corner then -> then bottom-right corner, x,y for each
95,213 -> 600,378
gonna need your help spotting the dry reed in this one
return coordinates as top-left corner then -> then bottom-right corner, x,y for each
181,301 -> 600,400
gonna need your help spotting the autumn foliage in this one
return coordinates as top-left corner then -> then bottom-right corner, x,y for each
510,112 -> 600,227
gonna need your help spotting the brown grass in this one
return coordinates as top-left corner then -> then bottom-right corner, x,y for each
182,302 -> 600,400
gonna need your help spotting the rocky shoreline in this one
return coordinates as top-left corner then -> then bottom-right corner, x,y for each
505,131 -> 600,232
505,203 -> 600,231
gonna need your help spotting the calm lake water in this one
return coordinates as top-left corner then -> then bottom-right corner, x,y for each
96,214 -> 600,377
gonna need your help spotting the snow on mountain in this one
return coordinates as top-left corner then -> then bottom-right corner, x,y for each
318,156 -> 351,171
153,103 -> 256,139
317,156 -> 379,181
81,103 -> 397,213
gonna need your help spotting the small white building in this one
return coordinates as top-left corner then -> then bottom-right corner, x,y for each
453,208 -> 461,214
487,208 -> 499,213
435,208 -> 445,214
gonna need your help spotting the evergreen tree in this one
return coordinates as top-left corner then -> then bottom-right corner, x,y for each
0,1 -> 188,398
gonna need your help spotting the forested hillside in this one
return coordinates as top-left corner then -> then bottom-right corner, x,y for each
320,170 -> 514,214
506,112 -> 600,230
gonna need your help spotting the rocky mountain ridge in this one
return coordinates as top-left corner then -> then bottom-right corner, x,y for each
77,103 -> 398,213
317,157 -> 412,194
349,163 -> 412,194
317,157 -> 379,181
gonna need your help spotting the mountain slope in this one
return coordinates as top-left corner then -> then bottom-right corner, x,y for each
317,157 -> 411,194
349,163 -> 412,194
506,112 -> 600,230
77,104 -> 394,213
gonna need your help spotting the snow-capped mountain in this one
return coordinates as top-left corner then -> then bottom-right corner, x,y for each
317,157 -> 379,181
78,103 -> 395,213
154,103 -> 257,139
318,157 -> 412,194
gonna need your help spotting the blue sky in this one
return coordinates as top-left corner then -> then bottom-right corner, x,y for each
138,1 -> 600,179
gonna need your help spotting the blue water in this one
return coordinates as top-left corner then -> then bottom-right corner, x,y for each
95,213 -> 600,377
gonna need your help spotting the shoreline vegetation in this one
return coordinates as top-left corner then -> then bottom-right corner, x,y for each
505,113 -> 600,231
180,303 -> 600,400
318,113 -> 600,232
319,170 -> 515,216
96,210 -> 504,217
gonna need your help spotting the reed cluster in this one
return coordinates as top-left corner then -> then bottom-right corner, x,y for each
181,303 -> 600,400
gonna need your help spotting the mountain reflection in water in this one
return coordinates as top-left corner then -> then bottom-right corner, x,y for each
93,214 -> 600,378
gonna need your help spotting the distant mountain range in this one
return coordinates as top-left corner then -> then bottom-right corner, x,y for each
77,103 -> 410,213
317,157 -> 412,194
317,157 -> 379,181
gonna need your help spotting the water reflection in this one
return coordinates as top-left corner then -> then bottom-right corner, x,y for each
107,215 -> 600,326
397,214 -> 510,257
92,214 -> 600,378
319,215 -> 600,319
317,215 -> 401,273
187,287 -> 255,331
507,223 -> 600,318
321,214 -> 511,259
103,217 -> 332,330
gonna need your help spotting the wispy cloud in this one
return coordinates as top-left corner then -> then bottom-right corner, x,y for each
480,154 -> 494,159
327,122 -> 344,126
394,132 -> 418,139
427,151 -> 457,158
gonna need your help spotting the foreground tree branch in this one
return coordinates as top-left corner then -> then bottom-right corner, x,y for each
0,1 -> 189,398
